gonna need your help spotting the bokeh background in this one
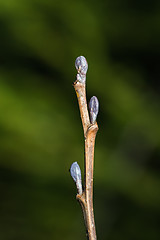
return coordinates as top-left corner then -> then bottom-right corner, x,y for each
0,0 -> 160,239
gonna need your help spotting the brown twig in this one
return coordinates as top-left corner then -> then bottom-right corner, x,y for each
70,56 -> 99,240
73,81 -> 90,136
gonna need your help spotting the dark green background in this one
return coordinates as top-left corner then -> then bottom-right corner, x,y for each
0,0 -> 160,239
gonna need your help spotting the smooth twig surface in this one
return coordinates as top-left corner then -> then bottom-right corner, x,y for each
72,56 -> 99,240
73,81 -> 90,136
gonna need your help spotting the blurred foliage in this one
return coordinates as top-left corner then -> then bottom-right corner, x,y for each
0,0 -> 160,239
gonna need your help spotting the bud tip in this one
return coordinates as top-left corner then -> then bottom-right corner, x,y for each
75,56 -> 88,83
89,96 -> 99,124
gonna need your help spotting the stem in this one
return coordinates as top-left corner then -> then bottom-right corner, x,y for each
73,81 -> 90,137
73,80 -> 98,240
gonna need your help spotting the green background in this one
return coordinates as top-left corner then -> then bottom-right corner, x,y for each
0,0 -> 160,239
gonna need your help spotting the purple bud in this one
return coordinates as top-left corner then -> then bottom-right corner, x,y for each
75,56 -> 88,83
70,162 -> 82,195
89,96 -> 99,124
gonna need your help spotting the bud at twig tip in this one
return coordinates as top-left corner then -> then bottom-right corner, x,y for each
89,96 -> 99,124
75,56 -> 88,83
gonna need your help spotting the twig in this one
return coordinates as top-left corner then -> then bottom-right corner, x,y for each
70,56 -> 99,240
